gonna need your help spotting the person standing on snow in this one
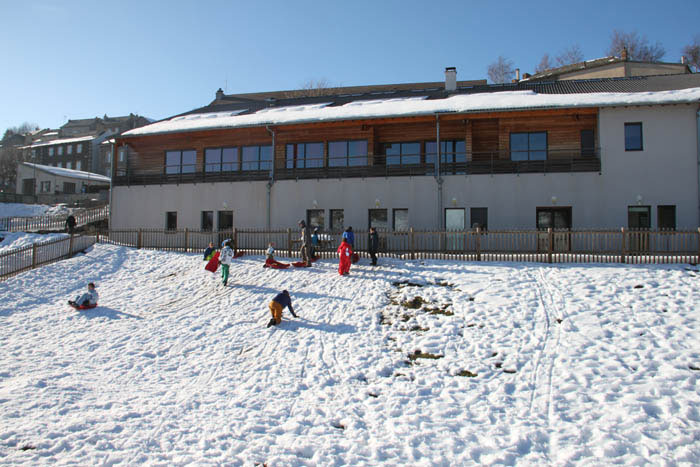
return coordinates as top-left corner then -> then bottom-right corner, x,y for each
337,237 -> 353,275
368,226 -> 379,266
298,219 -> 312,267
219,240 -> 234,286
310,228 -> 319,259
342,226 -> 355,248
267,290 -> 298,327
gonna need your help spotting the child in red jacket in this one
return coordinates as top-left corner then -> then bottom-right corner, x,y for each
337,237 -> 352,275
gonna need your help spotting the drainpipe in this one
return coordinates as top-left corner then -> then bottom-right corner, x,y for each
696,109 -> 700,226
109,142 -> 115,225
265,126 -> 275,229
435,114 -> 443,229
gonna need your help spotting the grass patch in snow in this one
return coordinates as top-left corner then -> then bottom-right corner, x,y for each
408,350 -> 443,361
457,370 -> 478,377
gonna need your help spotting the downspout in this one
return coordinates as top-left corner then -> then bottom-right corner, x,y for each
109,142 -> 114,224
435,114 -> 443,229
696,108 -> 700,226
266,126 -> 275,229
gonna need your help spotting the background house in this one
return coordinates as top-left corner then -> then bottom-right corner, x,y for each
16,162 -> 110,205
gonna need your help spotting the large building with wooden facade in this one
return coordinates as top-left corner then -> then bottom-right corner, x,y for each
112,70 -> 700,232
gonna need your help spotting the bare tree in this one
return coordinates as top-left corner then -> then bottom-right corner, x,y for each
0,146 -> 26,191
555,45 -> 584,67
535,53 -> 553,73
487,56 -> 514,84
682,35 -> 700,71
607,30 -> 665,62
2,122 -> 39,142
283,78 -> 338,98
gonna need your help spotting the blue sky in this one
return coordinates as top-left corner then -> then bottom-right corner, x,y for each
1,0 -> 698,134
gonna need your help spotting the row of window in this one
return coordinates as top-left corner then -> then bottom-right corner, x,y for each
166,210 -> 234,231
45,161 -> 82,170
45,143 -> 84,157
39,181 -> 82,194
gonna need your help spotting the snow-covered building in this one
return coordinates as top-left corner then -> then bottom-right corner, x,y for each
16,162 -> 110,205
112,71 -> 700,232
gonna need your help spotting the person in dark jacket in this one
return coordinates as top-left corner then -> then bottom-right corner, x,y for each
203,242 -> 216,260
267,290 -> 298,327
65,215 -> 76,234
368,226 -> 379,266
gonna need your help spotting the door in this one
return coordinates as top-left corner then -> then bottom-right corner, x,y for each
536,207 -> 572,252
628,206 -> 650,252
22,178 -> 36,195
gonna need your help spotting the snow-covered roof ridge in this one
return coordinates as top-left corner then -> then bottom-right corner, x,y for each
27,135 -> 95,148
22,162 -> 111,183
122,87 -> 700,138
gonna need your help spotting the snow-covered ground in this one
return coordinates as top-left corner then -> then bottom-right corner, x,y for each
0,232 -> 69,253
1,244 -> 699,465
0,202 -> 73,219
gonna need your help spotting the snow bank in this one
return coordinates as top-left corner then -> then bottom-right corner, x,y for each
1,245 -> 698,464
0,232 -> 69,253
0,203 -> 52,218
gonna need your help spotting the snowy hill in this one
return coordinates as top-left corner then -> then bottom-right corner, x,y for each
1,244 -> 699,464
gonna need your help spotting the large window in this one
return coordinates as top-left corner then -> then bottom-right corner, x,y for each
330,209 -> 344,231
580,129 -> 595,156
218,210 -> 233,230
287,143 -> 323,169
393,209 -> 409,231
628,206 -> 650,229
63,182 -> 76,194
445,208 -> 465,230
40,181 -> 51,193
205,147 -> 239,172
537,207 -> 572,230
369,209 -> 388,230
306,209 -> 325,230
383,142 -> 420,165
470,207 -> 488,230
201,211 -> 214,231
166,212 -> 177,230
426,140 -> 467,165
328,140 -> 368,167
510,132 -> 547,161
241,145 -> 272,171
657,205 -> 676,230
165,150 -> 196,174
624,123 -> 643,151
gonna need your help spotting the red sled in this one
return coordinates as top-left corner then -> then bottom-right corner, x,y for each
233,251 -> 245,258
264,258 -> 290,269
292,261 -> 311,268
70,303 -> 97,310
351,252 -> 359,264
205,251 -> 220,273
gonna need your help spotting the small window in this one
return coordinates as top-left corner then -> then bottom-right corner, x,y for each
48,147 -> 54,156
628,206 -> 650,229
31,149 -> 36,158
118,148 -> 126,162
77,143 -> 83,153
445,208 -> 465,230
58,146 -> 64,156
330,209 -> 344,231
218,210 -> 233,230
40,181 -> 51,193
624,123 -> 643,151
580,129 -> 595,156
201,211 -> 213,231
67,145 -> 73,155
166,212 -> 177,230
306,209 -> 325,230
657,205 -> 676,230
63,182 -> 76,194
369,209 -> 388,230
510,132 -> 547,161
537,207 -> 572,230
470,207 -> 488,230
76,160 -> 81,171
393,209 -> 409,231
66,162 -> 72,170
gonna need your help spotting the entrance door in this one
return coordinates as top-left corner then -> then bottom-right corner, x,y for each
536,207 -> 572,251
445,208 -> 465,251
628,206 -> 651,252
22,178 -> 36,195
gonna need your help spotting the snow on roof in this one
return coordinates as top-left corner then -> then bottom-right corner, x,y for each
123,87 -> 700,137
28,135 -> 95,148
22,162 -> 111,183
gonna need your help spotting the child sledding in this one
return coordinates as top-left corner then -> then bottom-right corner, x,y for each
263,243 -> 291,269
68,283 -> 99,309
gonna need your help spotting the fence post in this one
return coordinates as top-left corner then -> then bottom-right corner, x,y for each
287,228 -> 292,258
137,229 -> 143,249
184,228 -> 189,253
476,227 -> 481,261
31,243 -> 38,269
68,234 -> 74,258
547,228 -> 553,263
621,227 -> 626,264
409,228 -> 415,260
697,227 -> 700,265
233,228 -> 238,254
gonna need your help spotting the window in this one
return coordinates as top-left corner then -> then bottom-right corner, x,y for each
165,149 -> 196,174
287,143 -> 323,169
77,143 -> 83,153
67,145 -> 73,155
31,149 -> 36,158
63,182 -> 76,194
76,160 -> 81,171
426,140 -> 467,165
118,147 -> 126,162
383,142 -> 420,165
537,207 -> 572,230
369,209 -> 388,230
241,145 -> 272,171
57,162 -> 62,168
470,207 -> 488,230
201,211 -> 214,231
306,209 -> 325,230
107,151 -> 112,163
205,147 -> 239,172
21,178 -> 36,195
330,209 -> 344,231
40,181 -> 51,193
580,129 -> 595,156
66,162 -> 72,170
218,210 -> 233,230
328,140 -> 368,167
628,206 -> 650,229
510,132 -> 547,161
58,146 -> 64,156
624,123 -> 643,151
48,147 -> 54,156
393,209 -> 409,231
657,205 -> 676,230
445,208 -> 465,230
166,212 -> 177,230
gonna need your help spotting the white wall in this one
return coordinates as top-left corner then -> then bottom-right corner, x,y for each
111,104 -> 700,230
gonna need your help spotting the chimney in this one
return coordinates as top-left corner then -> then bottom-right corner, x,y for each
216,88 -> 224,100
621,47 -> 628,61
444,67 -> 457,92
681,55 -> 687,65
515,68 -> 520,81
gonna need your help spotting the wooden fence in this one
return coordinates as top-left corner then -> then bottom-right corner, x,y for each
0,205 -> 109,232
97,227 -> 700,265
0,234 -> 97,281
